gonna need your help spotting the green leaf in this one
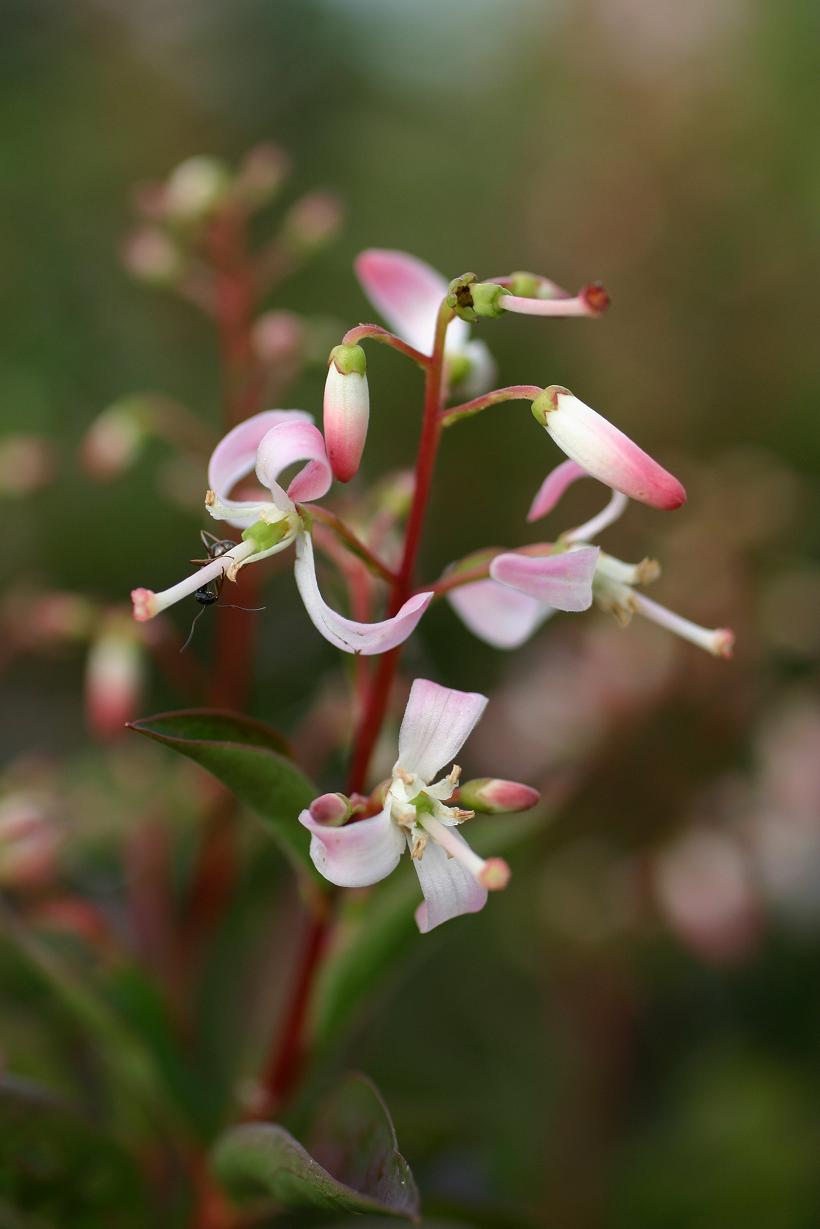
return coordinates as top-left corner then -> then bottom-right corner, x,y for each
213,1073 -> 420,1221
310,814 -> 544,1047
128,709 -> 318,878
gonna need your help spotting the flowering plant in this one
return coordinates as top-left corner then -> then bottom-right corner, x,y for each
2,149 -> 734,1227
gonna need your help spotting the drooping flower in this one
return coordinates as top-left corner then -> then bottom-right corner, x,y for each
300,679 -> 539,932
531,386 -> 686,510
131,410 -> 432,655
323,343 -> 370,483
355,248 -> 496,398
448,457 -> 733,657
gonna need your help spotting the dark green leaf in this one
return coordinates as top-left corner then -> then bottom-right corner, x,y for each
213,1073 -> 419,1220
128,709 -> 318,878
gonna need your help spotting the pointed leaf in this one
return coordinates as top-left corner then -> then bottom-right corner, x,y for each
213,1073 -> 419,1220
128,709 -> 318,878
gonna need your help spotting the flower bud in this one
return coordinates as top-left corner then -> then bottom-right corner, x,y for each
323,344 -> 369,483
469,282 -> 510,319
85,614 -> 144,740
0,794 -> 60,889
81,399 -> 150,480
234,143 -> 290,209
0,434 -> 55,497
165,156 -> 231,223
309,793 -> 353,827
281,192 -> 343,254
251,311 -> 305,365
122,228 -> 183,285
531,386 -> 686,510
458,778 -> 541,814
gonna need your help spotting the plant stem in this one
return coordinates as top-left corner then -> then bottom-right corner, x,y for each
342,322 -> 431,370
346,301 -> 452,794
439,383 -> 541,428
256,300 -> 452,1116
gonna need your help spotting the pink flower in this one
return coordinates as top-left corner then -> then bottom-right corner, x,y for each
447,457 -> 732,658
300,679 -> 539,931
131,410 -> 432,656
85,614 -> 144,740
531,386 -> 686,510
323,344 -> 370,483
355,248 -> 496,397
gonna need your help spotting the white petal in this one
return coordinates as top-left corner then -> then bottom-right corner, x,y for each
293,533 -> 432,656
449,338 -> 497,399
255,419 -> 332,508
398,678 -> 487,782
412,834 -> 488,933
299,806 -> 404,888
490,547 -> 599,612
447,577 -> 553,649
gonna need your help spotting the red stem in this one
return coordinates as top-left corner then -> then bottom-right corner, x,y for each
346,303 -> 451,794
256,300 -> 452,1117
258,908 -> 332,1115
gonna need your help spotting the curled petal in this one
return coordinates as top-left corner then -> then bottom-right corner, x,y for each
490,547 -> 599,612
299,805 -> 404,888
255,420 -> 332,508
398,678 -> 487,783
355,248 -> 469,357
208,409 -> 312,526
535,387 -> 686,510
527,459 -> 588,522
447,577 -> 552,649
293,533 -> 432,655
412,835 -> 488,933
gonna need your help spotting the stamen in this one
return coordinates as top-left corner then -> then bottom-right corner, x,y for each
630,592 -> 735,658
596,553 -> 661,586
562,490 -> 629,544
131,538 -> 256,622
500,293 -> 601,318
421,814 -> 511,890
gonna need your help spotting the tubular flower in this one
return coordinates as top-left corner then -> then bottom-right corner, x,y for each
448,459 -> 733,657
300,679 -> 539,932
323,344 -> 370,483
131,409 -> 432,655
531,385 -> 686,511
355,248 -> 496,398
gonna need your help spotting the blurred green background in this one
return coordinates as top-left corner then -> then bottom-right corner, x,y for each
2,1 -> 820,1226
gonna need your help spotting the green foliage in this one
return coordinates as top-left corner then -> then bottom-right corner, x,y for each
128,709 -> 319,879
213,1072 -> 420,1220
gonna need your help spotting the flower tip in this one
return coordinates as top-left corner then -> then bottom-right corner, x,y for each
713,628 -> 735,659
130,588 -> 157,622
479,857 -> 511,891
460,777 -> 541,814
580,281 -> 611,315
309,793 -> 352,827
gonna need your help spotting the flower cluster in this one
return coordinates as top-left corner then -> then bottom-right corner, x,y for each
131,248 -> 733,929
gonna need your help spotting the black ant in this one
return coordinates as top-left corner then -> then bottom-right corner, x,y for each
180,530 -> 266,652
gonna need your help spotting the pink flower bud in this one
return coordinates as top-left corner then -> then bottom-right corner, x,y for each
251,311 -> 305,364
458,778 -> 541,814
323,344 -> 370,483
0,435 -> 55,497
478,857 -> 512,891
532,386 -> 686,510
85,616 -> 145,740
122,227 -> 182,285
309,793 -> 353,827
0,795 -> 60,889
282,192 -> 343,254
81,401 -> 148,480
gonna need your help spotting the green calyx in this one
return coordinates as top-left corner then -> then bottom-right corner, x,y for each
530,386 -> 563,427
509,271 -> 541,298
446,273 -> 509,322
329,343 -> 367,376
446,272 -> 479,322
241,519 -> 290,552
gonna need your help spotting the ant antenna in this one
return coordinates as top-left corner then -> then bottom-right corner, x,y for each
179,604 -> 267,654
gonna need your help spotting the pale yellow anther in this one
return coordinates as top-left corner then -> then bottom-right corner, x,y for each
410,831 -> 428,860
